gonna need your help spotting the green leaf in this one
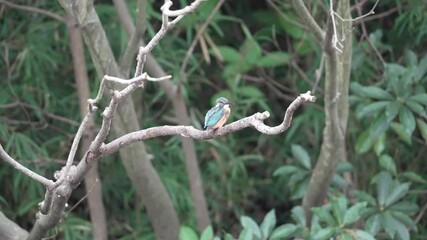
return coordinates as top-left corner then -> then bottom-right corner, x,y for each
401,171 -> 427,184
217,46 -> 241,63
409,93 -> 427,105
374,133 -> 386,156
269,224 -> 297,240
371,114 -> 391,137
405,50 -> 417,66
382,210 -> 411,240
240,25 -> 262,66
381,211 -> 397,238
377,172 -> 393,207
241,216 -> 262,239
355,129 -> 375,154
385,63 -> 407,78
389,201 -> 419,214
406,101 -> 427,118
179,226 -> 198,240
383,210 -> 411,240
312,227 -> 335,240
356,101 -> 390,119
395,221 -> 410,240
384,182 -> 411,208
343,202 -> 367,225
414,54 -> 427,81
337,232 -> 354,240
416,118 -> 427,144
379,154 -> 397,175
256,52 -> 291,68
399,106 -> 416,135
354,191 -> 377,206
332,174 -> 348,189
278,12 -> 303,39
291,206 -> 306,226
390,211 -> 417,231
361,86 -> 394,100
390,122 -> 412,145
331,197 -> 347,225
200,226 -> 214,240
290,178 -> 309,200
224,233 -> 235,240
312,207 -> 336,226
353,230 -> 376,240
260,209 -> 276,238
385,101 -> 400,122
273,166 -> 301,177
291,144 -> 311,169
239,228 -> 253,240
350,82 -> 393,100
365,214 -> 381,235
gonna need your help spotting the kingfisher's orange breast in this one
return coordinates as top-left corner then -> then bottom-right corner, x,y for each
210,105 -> 231,129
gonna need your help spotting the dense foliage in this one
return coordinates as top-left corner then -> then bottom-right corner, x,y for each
1,0 -> 427,239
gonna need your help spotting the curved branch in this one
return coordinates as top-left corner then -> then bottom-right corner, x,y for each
292,0 -> 325,45
0,144 -> 54,189
100,91 -> 316,156
134,0 -> 206,77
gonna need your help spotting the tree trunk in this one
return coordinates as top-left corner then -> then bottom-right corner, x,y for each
299,0 -> 352,223
58,1 -> 180,239
68,16 -> 108,240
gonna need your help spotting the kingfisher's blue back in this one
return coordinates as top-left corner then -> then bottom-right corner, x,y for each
204,106 -> 225,129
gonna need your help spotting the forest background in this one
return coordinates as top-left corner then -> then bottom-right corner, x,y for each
1,0 -> 427,239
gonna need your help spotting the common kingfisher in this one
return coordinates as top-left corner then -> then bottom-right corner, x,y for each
204,97 -> 231,130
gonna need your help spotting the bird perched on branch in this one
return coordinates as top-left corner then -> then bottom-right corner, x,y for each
204,97 -> 231,130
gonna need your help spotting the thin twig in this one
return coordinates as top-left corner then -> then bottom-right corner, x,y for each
180,0 -> 225,80
53,110 -> 94,188
354,6 -> 399,24
134,0 -> 206,77
66,178 -> 99,213
0,101 -> 80,127
329,0 -> 381,52
292,0 -> 325,45
0,0 -> 65,23
0,144 -> 54,189
333,0 -> 380,22
312,53 -> 325,94
415,201 -> 427,224
89,74 -> 171,105
266,0 -> 307,30
355,0 -> 385,68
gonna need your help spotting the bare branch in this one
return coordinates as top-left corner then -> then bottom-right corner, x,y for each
161,0 -> 206,17
0,144 -> 54,189
292,0 -> 325,45
0,211 -> 29,239
100,91 -> 316,156
312,53 -> 325,94
89,74 -> 172,105
117,0 -> 147,76
53,110 -> 94,188
0,0 -> 65,23
134,0 -> 206,77
329,0 -> 381,52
